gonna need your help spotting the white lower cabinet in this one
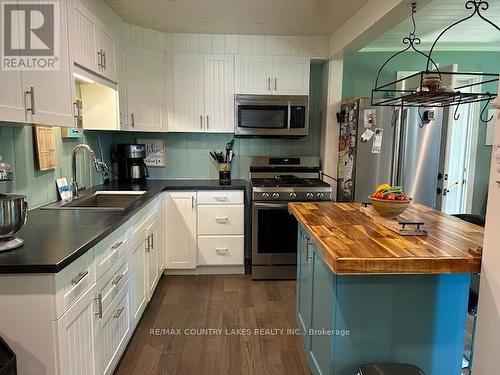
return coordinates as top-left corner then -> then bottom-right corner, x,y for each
129,226 -> 149,328
97,279 -> 131,375
164,191 -> 198,269
57,283 -> 98,375
146,216 -> 161,299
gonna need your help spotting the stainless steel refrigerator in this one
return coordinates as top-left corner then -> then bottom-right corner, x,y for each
336,97 -> 444,208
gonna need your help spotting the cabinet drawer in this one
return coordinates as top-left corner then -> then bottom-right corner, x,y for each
130,198 -> 159,237
97,259 -> 130,314
55,249 -> 96,318
97,278 -> 131,375
94,221 -> 129,279
197,190 -> 244,205
198,236 -> 244,265
198,205 -> 244,235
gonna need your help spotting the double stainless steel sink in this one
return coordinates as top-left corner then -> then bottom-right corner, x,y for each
42,191 -> 146,211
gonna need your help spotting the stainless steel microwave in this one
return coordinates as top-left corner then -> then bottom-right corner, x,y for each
234,95 -> 309,137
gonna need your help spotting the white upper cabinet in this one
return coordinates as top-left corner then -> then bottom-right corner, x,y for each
72,1 -> 100,73
116,44 -> 127,129
72,0 -> 118,82
172,54 -> 204,132
0,69 -> 25,123
204,55 -> 235,133
272,57 -> 310,95
235,55 -> 273,94
235,55 -> 310,96
171,54 -> 234,133
126,48 -> 166,132
22,0 -> 75,127
98,26 -> 118,82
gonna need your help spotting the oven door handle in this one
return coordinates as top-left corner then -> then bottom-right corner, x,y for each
253,202 -> 289,209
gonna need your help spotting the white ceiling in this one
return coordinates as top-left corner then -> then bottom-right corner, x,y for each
104,0 -> 370,36
363,0 -> 500,51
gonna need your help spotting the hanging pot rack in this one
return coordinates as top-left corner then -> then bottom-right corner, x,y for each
371,0 -> 499,110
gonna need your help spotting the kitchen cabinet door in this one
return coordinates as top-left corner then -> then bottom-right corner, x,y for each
203,55 -> 235,133
22,0 -> 75,126
272,57 -> 310,96
96,279 -> 131,375
146,217 -> 160,300
116,44 -> 127,129
296,227 -> 313,351
129,229 -> 148,328
235,55 -> 273,95
98,25 -> 117,82
171,54 -> 204,132
57,283 -> 98,375
126,48 -> 165,132
309,242 -> 335,375
72,0 -> 100,73
0,69 -> 25,124
165,192 -> 197,269
157,195 -> 166,273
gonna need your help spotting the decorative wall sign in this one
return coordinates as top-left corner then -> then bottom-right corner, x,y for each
34,126 -> 58,171
137,138 -> 165,167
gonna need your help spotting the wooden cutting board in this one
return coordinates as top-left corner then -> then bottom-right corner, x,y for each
34,126 -> 58,171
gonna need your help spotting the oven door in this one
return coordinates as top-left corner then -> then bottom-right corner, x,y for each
252,202 -> 298,265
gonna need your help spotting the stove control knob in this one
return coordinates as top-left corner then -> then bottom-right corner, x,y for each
262,193 -> 270,199
289,192 -> 297,199
306,193 -> 314,200
272,192 -> 280,200
317,193 -> 324,199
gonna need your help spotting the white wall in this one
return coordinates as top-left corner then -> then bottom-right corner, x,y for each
472,83 -> 500,373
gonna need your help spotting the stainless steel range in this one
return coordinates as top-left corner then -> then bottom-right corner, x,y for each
250,157 -> 333,280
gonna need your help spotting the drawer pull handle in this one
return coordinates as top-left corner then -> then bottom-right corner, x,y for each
111,241 -> 123,250
215,247 -> 229,255
94,293 -> 103,319
214,196 -> 228,201
112,273 -> 124,286
113,306 -> 125,319
71,270 -> 89,285
215,216 -> 229,224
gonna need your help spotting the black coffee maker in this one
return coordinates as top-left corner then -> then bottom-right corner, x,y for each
116,144 -> 148,182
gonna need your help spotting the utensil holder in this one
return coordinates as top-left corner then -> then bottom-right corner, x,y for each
218,163 -> 231,185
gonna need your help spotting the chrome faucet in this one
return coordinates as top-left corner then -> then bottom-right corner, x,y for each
71,144 -> 108,198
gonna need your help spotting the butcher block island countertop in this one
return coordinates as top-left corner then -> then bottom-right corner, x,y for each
288,202 -> 483,275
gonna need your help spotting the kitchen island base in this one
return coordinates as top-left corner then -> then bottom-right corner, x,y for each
296,226 -> 471,375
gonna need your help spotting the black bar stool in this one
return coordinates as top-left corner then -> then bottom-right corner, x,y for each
357,363 -> 425,375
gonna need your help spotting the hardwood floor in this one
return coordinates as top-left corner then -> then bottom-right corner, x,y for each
114,275 -> 310,375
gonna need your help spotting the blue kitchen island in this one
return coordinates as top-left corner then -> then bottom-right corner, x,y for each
289,202 -> 483,375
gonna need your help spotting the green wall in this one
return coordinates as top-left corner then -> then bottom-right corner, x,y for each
342,51 -> 500,216
0,63 -> 324,208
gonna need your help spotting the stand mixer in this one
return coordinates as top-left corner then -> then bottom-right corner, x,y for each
0,159 -> 28,252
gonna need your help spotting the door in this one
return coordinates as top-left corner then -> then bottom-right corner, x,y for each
72,0 -> 99,72
96,280 -> 131,375
22,0 -> 75,126
172,53 -> 204,132
235,55 -> 273,95
441,76 -> 480,214
157,196 -> 165,273
164,192 -> 197,269
203,54 -> 235,133
126,48 -> 165,131
296,227 -> 313,350
99,25 -> 117,82
146,217 -> 159,299
57,283 -> 98,375
272,57 -> 310,95
252,202 -> 298,265
129,229 -> 148,328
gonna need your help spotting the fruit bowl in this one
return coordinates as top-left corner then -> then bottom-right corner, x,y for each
368,195 -> 412,218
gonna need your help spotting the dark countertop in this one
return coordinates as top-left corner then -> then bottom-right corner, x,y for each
0,179 -> 249,274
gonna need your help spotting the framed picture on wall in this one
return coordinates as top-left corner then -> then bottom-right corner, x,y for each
137,138 -> 166,167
